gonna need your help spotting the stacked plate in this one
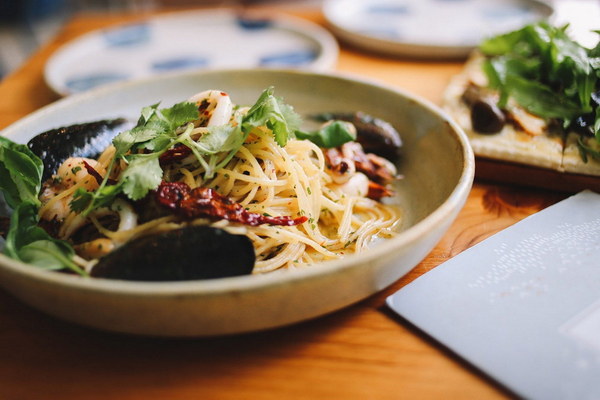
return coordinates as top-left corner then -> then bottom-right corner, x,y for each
45,9 -> 339,96
322,0 -> 553,58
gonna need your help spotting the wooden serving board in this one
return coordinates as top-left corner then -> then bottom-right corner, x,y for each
475,156 -> 600,193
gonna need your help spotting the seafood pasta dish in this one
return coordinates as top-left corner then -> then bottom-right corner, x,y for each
0,87 -> 402,281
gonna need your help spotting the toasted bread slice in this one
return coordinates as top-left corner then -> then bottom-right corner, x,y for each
443,53 -> 564,172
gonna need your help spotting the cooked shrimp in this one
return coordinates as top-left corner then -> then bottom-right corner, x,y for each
39,157 -> 106,222
188,90 -> 233,127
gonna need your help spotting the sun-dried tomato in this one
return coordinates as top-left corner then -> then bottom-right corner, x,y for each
367,181 -> 393,201
155,181 -> 191,210
155,181 -> 307,227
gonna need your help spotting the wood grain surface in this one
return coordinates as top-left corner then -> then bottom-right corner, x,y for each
0,6 -> 571,400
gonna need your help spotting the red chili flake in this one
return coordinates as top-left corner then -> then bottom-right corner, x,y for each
159,145 -> 192,166
155,181 -> 307,227
81,160 -> 117,186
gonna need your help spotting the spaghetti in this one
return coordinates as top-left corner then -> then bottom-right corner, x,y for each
37,88 -> 402,274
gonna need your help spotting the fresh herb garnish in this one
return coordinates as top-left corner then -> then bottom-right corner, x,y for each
0,136 -> 43,208
0,87 -> 311,275
72,87 -> 303,213
0,138 -> 84,275
295,120 -> 356,148
71,101 -> 200,213
242,86 -> 301,146
4,202 -> 86,276
480,22 -> 600,144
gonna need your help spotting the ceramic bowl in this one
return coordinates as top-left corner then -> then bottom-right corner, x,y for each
0,69 -> 474,336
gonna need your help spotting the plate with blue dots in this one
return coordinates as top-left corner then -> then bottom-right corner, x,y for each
45,9 -> 339,96
323,0 -> 553,59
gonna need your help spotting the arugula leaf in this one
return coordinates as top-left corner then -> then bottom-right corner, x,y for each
480,22 -> 599,137
0,136 -> 43,208
4,202 -> 86,276
296,120 -> 356,148
242,87 -> 301,146
504,74 -> 583,120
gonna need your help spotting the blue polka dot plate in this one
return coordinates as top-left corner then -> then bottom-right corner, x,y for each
45,9 -> 339,96
323,0 -> 553,58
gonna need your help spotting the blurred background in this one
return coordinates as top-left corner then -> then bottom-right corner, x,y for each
0,0 -> 597,80
0,0 -> 319,79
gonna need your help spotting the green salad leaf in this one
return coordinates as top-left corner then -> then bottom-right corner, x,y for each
0,136 -> 43,208
0,136 -> 85,274
480,22 -> 600,159
4,202 -> 86,275
481,23 -> 598,118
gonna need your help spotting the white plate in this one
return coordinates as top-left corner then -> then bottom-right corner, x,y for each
45,10 -> 339,96
323,0 -> 553,58
0,69 -> 473,336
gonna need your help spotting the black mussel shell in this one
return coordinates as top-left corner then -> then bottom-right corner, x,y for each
90,226 -> 255,281
312,112 -> 402,161
27,118 -> 132,181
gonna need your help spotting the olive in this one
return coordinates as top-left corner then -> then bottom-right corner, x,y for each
470,99 -> 506,134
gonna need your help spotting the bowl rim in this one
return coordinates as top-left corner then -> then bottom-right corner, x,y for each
0,67 -> 474,297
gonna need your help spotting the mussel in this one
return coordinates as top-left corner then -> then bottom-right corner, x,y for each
27,118 -> 132,180
91,226 -> 255,281
311,111 -> 402,161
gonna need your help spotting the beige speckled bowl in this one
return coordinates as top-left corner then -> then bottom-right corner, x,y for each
0,70 -> 474,336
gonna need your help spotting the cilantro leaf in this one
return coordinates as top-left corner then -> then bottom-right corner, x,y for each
189,120 -> 245,155
70,182 -> 123,215
161,101 -> 200,130
296,120 -> 356,148
113,102 -> 198,157
120,153 -> 162,200
242,87 -> 301,146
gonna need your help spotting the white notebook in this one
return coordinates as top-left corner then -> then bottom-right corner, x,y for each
387,190 -> 600,400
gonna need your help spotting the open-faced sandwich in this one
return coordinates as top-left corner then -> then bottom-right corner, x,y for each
443,22 -> 600,177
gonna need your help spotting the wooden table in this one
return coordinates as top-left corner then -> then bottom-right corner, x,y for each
0,6 -> 570,400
